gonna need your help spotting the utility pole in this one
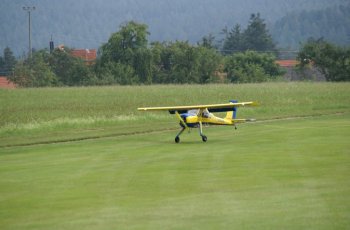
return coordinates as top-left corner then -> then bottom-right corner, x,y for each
22,6 -> 36,58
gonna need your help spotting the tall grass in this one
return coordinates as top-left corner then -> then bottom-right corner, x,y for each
1,83 -> 349,125
0,83 -> 349,146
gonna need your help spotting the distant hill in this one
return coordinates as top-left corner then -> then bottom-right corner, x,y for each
1,0 -> 348,56
272,4 -> 350,48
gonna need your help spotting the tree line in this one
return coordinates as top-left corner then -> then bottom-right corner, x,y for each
2,0 -> 347,56
2,15 -> 349,87
297,38 -> 350,82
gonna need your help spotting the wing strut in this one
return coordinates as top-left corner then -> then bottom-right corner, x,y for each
175,111 -> 188,130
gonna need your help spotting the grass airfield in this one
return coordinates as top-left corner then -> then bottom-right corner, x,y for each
0,83 -> 349,229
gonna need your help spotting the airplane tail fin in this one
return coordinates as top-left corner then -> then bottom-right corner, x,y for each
225,100 -> 238,120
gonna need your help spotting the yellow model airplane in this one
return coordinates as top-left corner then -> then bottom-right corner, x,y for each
138,100 -> 258,143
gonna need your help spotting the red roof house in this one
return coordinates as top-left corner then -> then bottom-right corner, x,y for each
0,76 -> 16,89
70,49 -> 97,65
275,60 -> 300,67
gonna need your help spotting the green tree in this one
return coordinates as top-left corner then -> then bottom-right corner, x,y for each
99,21 -> 151,84
298,38 -> 350,81
0,56 -> 4,75
221,14 -> 276,54
133,48 -> 153,84
243,13 -> 276,52
222,24 -> 244,54
49,48 -> 95,86
161,41 -> 203,83
95,61 -> 136,85
169,41 -> 200,84
149,42 -> 168,83
11,51 -> 57,87
225,51 -> 283,83
150,41 -> 222,84
0,47 -> 17,76
197,46 -> 222,83
198,33 -> 216,49
101,21 -> 149,64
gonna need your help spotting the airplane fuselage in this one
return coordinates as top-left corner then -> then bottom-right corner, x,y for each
181,113 -> 232,127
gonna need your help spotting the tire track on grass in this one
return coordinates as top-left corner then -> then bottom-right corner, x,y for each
1,112 -> 347,148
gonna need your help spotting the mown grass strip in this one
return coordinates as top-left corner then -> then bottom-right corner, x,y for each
0,114 -> 349,229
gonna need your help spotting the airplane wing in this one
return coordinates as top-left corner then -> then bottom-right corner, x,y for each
138,101 -> 258,113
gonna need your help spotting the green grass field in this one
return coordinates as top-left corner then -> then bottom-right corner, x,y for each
0,83 -> 349,229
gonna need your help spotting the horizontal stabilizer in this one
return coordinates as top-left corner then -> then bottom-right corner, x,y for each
230,118 -> 256,123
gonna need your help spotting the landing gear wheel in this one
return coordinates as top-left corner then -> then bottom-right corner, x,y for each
175,136 -> 180,143
202,135 -> 207,142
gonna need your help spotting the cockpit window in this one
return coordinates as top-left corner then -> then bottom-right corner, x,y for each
186,109 -> 212,118
187,109 -> 199,116
202,109 -> 211,118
